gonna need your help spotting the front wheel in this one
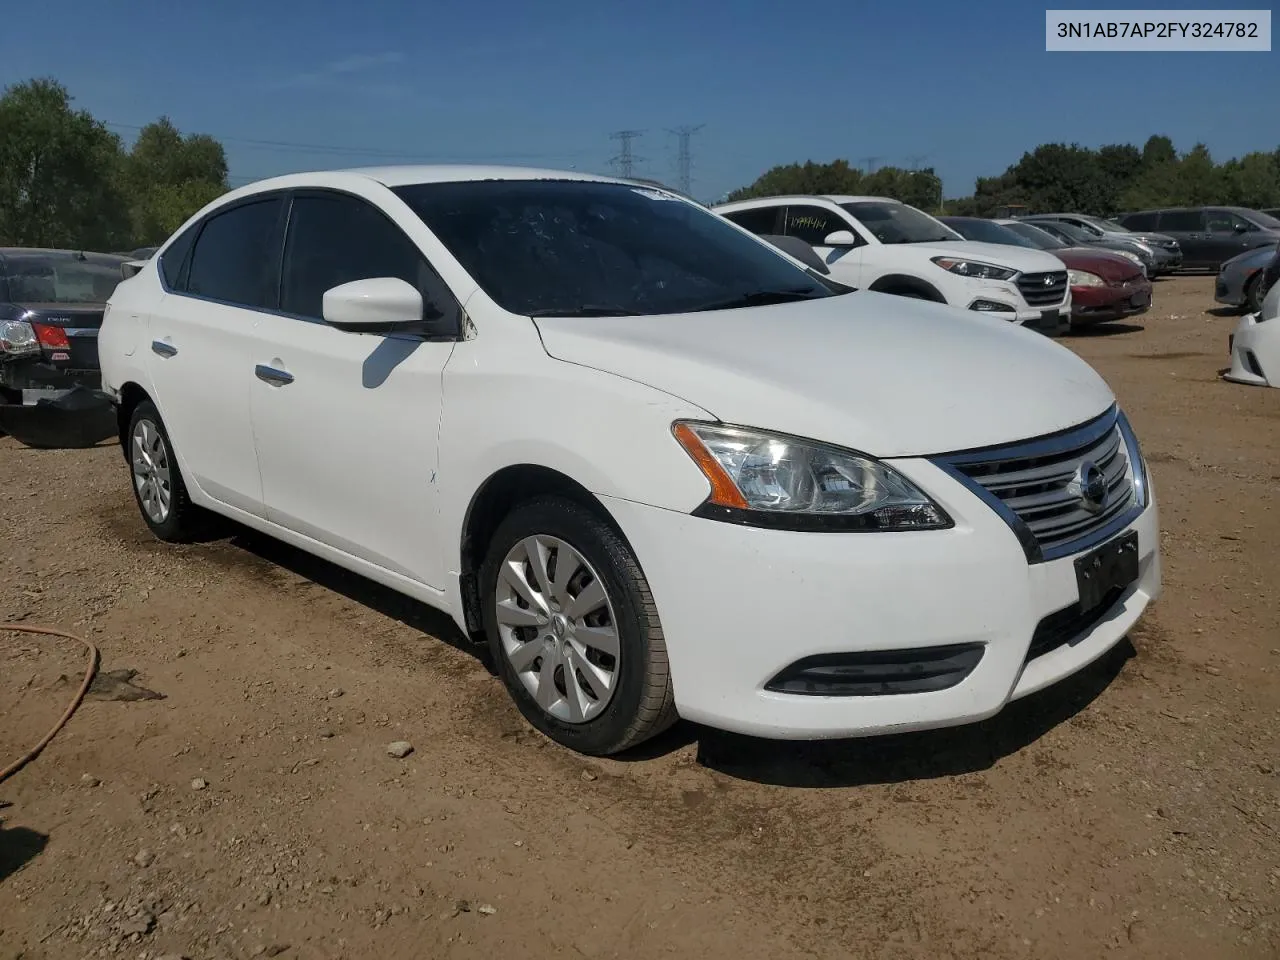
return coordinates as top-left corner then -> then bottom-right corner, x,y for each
480,496 -> 677,756
1244,272 -> 1266,314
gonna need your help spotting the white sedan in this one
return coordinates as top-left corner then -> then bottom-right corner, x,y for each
99,166 -> 1162,755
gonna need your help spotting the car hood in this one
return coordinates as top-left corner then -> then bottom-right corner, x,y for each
533,293 -> 1114,458
1056,247 -> 1145,282
894,240 -> 1066,273
1222,245 -> 1277,271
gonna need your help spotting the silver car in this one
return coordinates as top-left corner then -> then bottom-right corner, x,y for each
1216,243 -> 1280,312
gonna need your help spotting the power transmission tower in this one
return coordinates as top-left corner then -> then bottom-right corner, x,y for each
610,130 -> 645,178
859,155 -> 882,173
905,154 -> 929,171
667,124 -> 705,196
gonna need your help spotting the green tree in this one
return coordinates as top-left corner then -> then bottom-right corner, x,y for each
123,116 -> 229,243
1009,143 -> 1109,214
0,78 -> 129,248
724,159 -> 864,202
1141,135 -> 1177,167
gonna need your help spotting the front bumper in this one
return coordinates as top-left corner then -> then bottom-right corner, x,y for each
601,462 -> 1160,740
1071,280 -> 1152,324
1225,313 -> 1277,387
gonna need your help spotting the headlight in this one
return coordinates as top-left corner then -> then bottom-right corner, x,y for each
930,257 -> 1017,282
1132,242 -> 1154,256
1068,269 -> 1105,287
1117,251 -> 1144,266
0,320 -> 40,356
672,422 -> 952,531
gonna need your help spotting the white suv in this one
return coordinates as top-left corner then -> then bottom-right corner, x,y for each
714,195 -> 1072,332
99,167 -> 1159,756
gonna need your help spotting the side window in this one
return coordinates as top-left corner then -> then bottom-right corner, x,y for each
185,198 -> 284,308
1122,212 -> 1157,231
783,205 -> 850,246
280,193 -> 458,328
1067,218 -> 1102,237
158,221 -> 200,290
722,207 -> 781,236
1157,210 -> 1204,232
1206,211 -> 1252,233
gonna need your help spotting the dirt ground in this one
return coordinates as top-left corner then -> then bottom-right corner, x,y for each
1,275 -> 1277,960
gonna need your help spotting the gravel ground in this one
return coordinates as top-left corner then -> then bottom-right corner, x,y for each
1,275 -> 1277,960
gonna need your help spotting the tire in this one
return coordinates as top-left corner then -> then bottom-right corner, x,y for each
125,400 -> 211,542
480,496 -> 677,756
1244,272 -> 1265,314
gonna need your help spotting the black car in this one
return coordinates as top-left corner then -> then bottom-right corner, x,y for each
1117,207 -> 1280,270
0,248 -> 127,404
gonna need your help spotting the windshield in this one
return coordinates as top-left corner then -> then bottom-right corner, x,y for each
3,251 -> 125,305
839,201 -> 960,244
392,180 -> 839,317
942,218 -> 1038,249
1001,221 -> 1067,250
1032,219 -> 1095,244
1099,218 -> 1131,233
1251,210 -> 1280,229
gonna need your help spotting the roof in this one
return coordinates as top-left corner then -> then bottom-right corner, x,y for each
235,164 -> 624,194
713,194 -> 898,210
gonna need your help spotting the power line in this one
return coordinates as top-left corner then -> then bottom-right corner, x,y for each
858,155 -> 883,173
667,124 -> 705,196
103,121 -> 597,164
609,130 -> 645,179
904,154 -> 930,171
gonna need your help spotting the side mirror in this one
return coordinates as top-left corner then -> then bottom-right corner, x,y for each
120,260 -> 147,280
1233,222 -> 1250,234
823,230 -> 858,248
322,277 -> 423,334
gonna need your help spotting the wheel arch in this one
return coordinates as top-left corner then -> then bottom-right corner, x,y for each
457,464 -> 633,638
867,274 -> 947,302
116,381 -> 154,451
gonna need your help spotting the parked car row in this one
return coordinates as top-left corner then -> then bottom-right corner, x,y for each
1117,207 -> 1280,269
90,164 -> 1163,756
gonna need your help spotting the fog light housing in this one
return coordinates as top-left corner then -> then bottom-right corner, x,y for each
969,299 -> 1017,313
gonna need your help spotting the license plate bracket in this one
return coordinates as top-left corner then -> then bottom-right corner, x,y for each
1074,531 -> 1139,614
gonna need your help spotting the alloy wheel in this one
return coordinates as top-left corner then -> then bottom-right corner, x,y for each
131,418 -> 173,524
494,535 -> 620,723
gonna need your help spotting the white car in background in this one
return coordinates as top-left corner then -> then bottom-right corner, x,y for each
1225,275 -> 1280,387
714,195 -> 1072,334
99,166 -> 1160,756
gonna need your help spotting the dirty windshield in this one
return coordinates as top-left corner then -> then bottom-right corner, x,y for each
394,179 -> 839,317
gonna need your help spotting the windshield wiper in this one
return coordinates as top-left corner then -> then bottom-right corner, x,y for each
690,289 -> 823,312
527,304 -> 644,317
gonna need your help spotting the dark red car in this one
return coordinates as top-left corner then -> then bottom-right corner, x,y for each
940,217 -> 1152,327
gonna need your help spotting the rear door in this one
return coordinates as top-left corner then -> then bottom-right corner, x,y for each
145,194 -> 286,517
1155,210 -> 1209,266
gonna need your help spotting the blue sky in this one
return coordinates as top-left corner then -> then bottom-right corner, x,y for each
1,0 -> 1275,202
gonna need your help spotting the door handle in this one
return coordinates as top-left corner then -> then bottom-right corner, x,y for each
255,364 -> 294,386
151,340 -> 177,358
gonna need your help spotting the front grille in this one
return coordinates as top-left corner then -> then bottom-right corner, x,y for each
936,409 -> 1140,561
1017,271 -> 1069,306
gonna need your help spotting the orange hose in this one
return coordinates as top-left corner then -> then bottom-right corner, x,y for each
0,624 -> 99,783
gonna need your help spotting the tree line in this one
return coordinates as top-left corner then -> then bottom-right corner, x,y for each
0,78 -> 228,252
725,135 -> 1280,217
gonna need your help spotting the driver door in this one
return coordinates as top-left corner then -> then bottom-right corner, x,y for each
247,190 -> 462,589
782,204 -> 866,284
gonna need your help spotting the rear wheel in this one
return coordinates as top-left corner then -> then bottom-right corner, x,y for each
480,496 -> 677,756
126,400 -> 211,542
